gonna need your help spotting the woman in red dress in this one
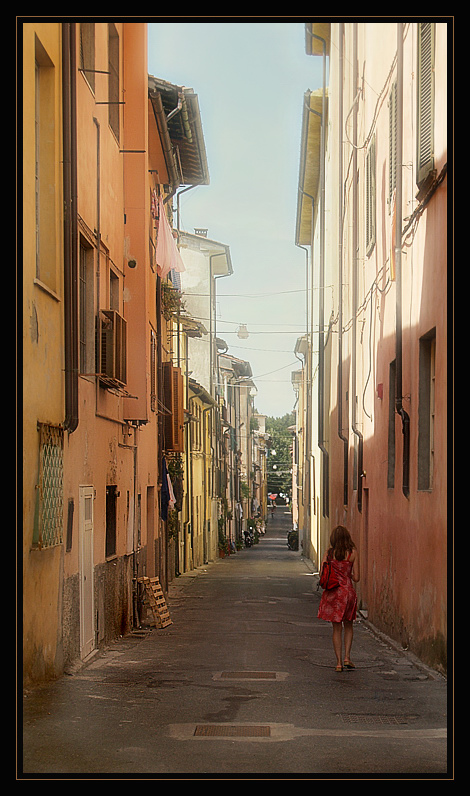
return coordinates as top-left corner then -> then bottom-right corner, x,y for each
318,525 -> 360,671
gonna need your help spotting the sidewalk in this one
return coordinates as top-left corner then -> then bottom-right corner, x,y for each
21,511 -> 449,779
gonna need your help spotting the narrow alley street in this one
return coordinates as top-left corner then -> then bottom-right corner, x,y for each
21,510 -> 448,779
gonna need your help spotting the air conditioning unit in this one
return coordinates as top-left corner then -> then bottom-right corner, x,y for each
96,309 -> 127,386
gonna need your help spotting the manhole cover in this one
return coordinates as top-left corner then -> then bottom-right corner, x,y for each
339,714 -> 408,725
194,724 -> 271,737
220,671 -> 277,680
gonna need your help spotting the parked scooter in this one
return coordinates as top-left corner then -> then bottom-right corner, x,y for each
244,530 -> 253,548
287,530 -> 299,550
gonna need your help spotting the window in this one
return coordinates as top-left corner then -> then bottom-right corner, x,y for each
191,402 -> 202,452
109,269 -> 119,310
108,23 -> 120,140
33,423 -> 64,548
418,329 -> 436,490
365,134 -> 376,256
416,23 -> 435,191
106,485 -> 118,557
79,22 -> 95,92
79,237 -> 95,375
34,36 -> 57,289
387,360 -> 396,489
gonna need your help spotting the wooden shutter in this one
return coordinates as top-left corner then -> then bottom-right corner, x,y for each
171,365 -> 184,452
162,361 -> 184,452
417,22 -> 435,188
365,134 -> 376,255
96,309 -> 127,386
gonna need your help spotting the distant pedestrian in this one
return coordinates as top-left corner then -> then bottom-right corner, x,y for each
317,525 -> 360,672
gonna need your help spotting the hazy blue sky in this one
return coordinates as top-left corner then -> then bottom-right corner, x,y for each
148,20 -> 324,417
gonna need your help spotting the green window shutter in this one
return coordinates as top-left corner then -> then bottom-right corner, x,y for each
417,22 -> 435,188
366,134 -> 376,255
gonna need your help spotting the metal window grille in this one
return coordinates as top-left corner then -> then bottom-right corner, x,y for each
34,423 -> 64,548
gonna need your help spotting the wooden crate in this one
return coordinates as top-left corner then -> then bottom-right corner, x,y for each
139,576 -> 172,628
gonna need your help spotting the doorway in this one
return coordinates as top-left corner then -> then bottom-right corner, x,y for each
79,486 -> 95,659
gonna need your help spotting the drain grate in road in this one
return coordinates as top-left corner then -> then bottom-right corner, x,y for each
220,671 -> 277,680
339,714 -> 409,725
194,724 -> 271,737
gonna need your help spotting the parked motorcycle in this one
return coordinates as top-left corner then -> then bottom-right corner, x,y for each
287,530 -> 299,551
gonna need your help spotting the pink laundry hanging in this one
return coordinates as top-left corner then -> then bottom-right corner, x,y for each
155,196 -> 186,279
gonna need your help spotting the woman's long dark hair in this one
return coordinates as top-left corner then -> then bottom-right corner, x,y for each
328,525 -> 356,561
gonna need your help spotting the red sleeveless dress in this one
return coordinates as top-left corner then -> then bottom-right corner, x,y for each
317,552 -> 357,623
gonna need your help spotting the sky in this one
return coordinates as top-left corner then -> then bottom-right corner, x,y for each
148,20 -> 324,418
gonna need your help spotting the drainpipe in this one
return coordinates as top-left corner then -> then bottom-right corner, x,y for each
295,241 -> 310,547
311,31 -> 329,518
63,22 -> 79,433
203,404 -> 212,563
337,24 -> 348,508
350,24 -> 364,514
395,23 -> 410,499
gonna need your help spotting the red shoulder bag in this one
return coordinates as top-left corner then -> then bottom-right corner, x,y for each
319,555 -> 340,590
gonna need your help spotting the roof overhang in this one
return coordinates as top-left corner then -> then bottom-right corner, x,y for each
294,334 -> 309,358
189,377 -> 217,406
305,23 -> 331,56
219,354 -> 253,380
148,75 -> 210,191
178,231 -> 233,277
179,315 -> 208,337
295,89 -> 328,247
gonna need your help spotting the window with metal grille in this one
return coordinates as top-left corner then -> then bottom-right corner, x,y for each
79,22 -> 95,93
33,423 -> 64,548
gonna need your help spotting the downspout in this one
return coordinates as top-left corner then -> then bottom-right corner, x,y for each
63,22 -> 79,433
351,23 -> 364,513
311,31 -> 329,518
203,404 -> 212,563
93,116 -> 101,415
395,23 -> 410,498
295,241 -> 310,545
298,187 -> 315,533
213,256 -> 231,399
337,23 -> 349,508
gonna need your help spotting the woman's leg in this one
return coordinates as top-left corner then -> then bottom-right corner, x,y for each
343,620 -> 354,662
332,622 -> 343,667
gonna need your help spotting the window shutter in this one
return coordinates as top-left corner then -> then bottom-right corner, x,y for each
366,134 -> 376,255
172,366 -> 184,452
417,22 -> 435,188
162,361 -> 184,452
96,310 -> 127,386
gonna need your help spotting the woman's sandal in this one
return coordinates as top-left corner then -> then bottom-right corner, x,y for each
335,664 -> 343,672
344,660 -> 355,669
